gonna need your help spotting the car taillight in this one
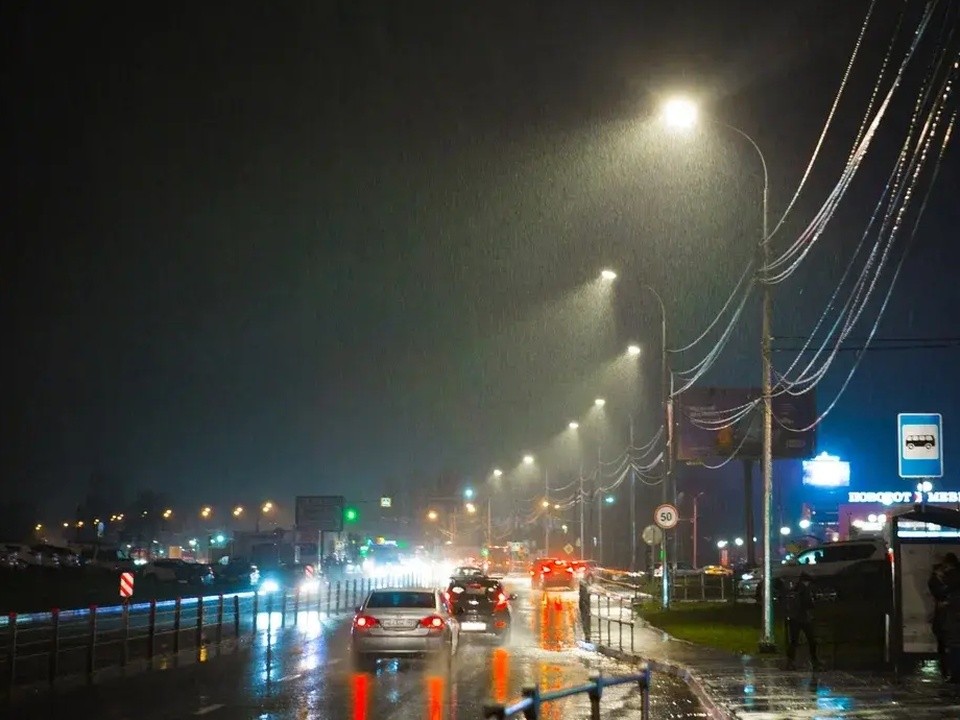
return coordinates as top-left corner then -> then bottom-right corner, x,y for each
542,566 -> 551,573
565,567 -> 574,574
419,615 -> 445,630
494,592 -> 508,610
353,615 -> 379,630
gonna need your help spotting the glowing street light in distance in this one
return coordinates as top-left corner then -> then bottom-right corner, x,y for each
427,510 -> 439,521
232,506 -> 243,517
734,537 -> 744,547
627,344 -> 641,357
600,269 -> 617,281
661,97 -> 698,129
463,487 -> 475,500
594,398 -> 606,408
493,468 -> 503,478
568,421 -> 579,430
523,455 -> 535,465
779,526 -> 791,536
541,500 -> 550,508
465,502 -> 477,514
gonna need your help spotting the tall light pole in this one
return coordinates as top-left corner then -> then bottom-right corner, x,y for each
662,96 -> 773,648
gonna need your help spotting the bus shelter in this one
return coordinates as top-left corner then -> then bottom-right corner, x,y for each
888,504 -> 960,672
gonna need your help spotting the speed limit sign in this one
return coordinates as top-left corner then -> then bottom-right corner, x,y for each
654,504 -> 679,530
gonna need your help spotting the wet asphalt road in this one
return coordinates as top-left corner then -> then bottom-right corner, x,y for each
10,578 -> 705,719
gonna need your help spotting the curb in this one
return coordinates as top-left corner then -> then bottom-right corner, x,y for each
581,641 -> 733,720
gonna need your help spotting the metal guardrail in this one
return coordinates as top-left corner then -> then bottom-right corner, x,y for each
1,573 -> 424,692
585,589 -> 638,654
483,670 -> 651,720
592,566 -> 735,602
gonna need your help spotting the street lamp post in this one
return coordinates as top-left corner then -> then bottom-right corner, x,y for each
662,97 -> 773,649
642,283 -> 672,608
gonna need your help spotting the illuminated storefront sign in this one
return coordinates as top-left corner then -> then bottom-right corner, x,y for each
847,490 -> 960,505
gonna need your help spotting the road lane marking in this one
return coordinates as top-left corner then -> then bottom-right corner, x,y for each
193,704 -> 225,715
278,673 -> 302,682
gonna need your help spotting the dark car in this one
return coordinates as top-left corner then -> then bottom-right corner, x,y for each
445,576 -> 515,643
214,559 -> 260,588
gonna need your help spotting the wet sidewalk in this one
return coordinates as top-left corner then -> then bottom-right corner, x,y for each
583,589 -> 960,719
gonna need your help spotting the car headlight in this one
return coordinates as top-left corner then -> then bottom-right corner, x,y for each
259,578 -> 281,594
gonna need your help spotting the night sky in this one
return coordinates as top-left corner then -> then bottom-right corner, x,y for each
3,1 -> 958,526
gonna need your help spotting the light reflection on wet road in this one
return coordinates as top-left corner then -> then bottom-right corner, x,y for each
13,577 -> 704,719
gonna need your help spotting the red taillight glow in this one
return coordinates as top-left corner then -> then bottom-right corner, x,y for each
565,567 -> 574,573
541,566 -> 551,573
354,615 -> 379,629
419,615 -> 445,629
494,592 -> 508,610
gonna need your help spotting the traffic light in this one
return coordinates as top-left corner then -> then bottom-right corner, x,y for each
344,507 -> 359,523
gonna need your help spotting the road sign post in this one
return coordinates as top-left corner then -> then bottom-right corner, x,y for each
898,413 -> 943,479
654,505 -> 679,609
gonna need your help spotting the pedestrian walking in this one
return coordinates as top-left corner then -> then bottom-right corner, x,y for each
578,580 -> 592,642
784,572 -> 820,671
928,558 -> 949,678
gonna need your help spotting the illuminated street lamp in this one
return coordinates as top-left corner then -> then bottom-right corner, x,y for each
661,97 -> 698,129
523,454 -> 535,466
200,506 -> 212,519
779,526 -> 791,536
63,522 -> 69,528
162,509 -> 173,520
465,502 -> 477,514
798,518 -> 812,530
262,501 -> 274,513
427,510 -> 439,521
734,537 -> 744,547
600,269 -> 617,281
232,506 -> 244,518
541,499 -> 550,508
568,421 -> 579,430
716,540 -> 728,549
627,344 -> 641,357
604,495 -> 615,505
594,398 -> 606,408
492,468 -> 503,478
34,523 -> 43,532
463,487 -> 475,500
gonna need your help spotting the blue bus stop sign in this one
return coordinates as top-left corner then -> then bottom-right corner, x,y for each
898,413 -> 943,479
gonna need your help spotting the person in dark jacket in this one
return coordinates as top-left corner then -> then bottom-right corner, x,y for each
929,559 -> 949,678
785,572 -> 820,670
938,553 -> 960,682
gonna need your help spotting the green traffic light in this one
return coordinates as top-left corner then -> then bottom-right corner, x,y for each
344,507 -> 358,522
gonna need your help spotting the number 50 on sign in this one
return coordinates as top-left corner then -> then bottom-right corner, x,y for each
654,504 -> 679,530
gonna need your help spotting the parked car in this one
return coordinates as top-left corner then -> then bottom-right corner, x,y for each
351,588 -> 459,670
444,576 -> 515,643
142,559 -> 215,585
73,544 -> 137,573
31,543 -> 81,568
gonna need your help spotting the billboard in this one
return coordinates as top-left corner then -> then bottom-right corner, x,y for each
802,452 -> 850,487
676,387 -> 816,463
295,495 -> 345,533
